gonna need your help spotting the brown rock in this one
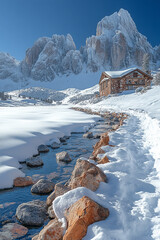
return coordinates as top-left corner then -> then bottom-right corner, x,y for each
97,156 -> 109,164
14,176 -> 33,187
94,148 -> 105,158
112,124 -> 119,130
92,133 -> 109,159
63,196 -> 109,240
32,235 -> 39,240
68,159 -> 107,191
47,183 -> 70,206
46,191 -> 56,207
35,219 -> 63,240
83,132 -> 93,139
48,206 -> 56,219
119,119 -> 123,126
0,223 -> 28,239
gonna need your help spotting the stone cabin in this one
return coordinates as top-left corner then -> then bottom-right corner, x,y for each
99,68 -> 153,97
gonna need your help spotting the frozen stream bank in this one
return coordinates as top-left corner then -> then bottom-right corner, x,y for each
0,105 -> 99,190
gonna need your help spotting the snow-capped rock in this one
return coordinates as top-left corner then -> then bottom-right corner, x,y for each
22,34 -> 77,81
62,50 -> 83,74
19,8 -> 160,81
21,37 -> 50,77
0,52 -> 20,81
85,8 -> 154,71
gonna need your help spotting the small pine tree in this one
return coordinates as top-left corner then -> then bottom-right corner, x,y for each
142,53 -> 150,73
154,71 -> 160,85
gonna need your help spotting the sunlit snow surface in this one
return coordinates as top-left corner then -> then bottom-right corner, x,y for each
76,86 -> 160,240
52,86 -> 160,240
1,85 -> 160,239
0,105 -> 99,189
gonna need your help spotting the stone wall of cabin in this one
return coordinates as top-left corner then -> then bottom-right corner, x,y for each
110,79 -> 120,94
99,80 -> 111,96
99,70 -> 152,97
99,73 -> 111,96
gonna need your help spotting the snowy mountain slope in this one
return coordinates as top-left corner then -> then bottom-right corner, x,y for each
8,84 -> 99,105
11,87 -> 68,102
0,8 -> 159,91
85,8 -> 155,71
22,9 -> 156,80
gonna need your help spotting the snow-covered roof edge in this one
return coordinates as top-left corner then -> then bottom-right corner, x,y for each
103,68 -> 153,79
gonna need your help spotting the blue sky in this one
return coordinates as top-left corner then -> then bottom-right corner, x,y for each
0,0 -> 159,60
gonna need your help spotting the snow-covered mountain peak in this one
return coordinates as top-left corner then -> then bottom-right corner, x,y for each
96,8 -> 137,37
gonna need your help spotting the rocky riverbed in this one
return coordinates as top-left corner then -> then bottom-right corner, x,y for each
0,110 -> 127,240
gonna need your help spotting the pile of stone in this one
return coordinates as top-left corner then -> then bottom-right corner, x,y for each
31,158 -> 109,240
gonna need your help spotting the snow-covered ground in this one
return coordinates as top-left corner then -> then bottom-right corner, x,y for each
1,83 -> 160,239
50,85 -> 160,239
0,105 -> 99,189
75,86 -> 160,239
0,69 -> 102,92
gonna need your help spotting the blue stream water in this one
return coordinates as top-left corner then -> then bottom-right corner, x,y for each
0,120 -> 108,239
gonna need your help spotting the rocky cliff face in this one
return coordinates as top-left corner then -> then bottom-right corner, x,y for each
0,8 -> 159,86
21,34 -> 79,81
85,8 -> 155,71
0,53 -> 21,82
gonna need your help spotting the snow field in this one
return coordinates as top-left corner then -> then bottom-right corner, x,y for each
0,106 -> 99,189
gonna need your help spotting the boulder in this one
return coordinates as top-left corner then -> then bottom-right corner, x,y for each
68,159 -> 107,191
32,235 -> 39,240
46,191 -> 56,207
38,144 -> 49,153
83,132 -> 93,139
47,183 -> 70,206
31,179 -> 55,194
13,176 -> 33,187
93,133 -> 101,139
16,200 -> 47,226
48,206 -> 56,219
63,196 -> 109,240
97,156 -> 109,164
0,223 -> 28,240
35,219 -> 63,240
92,148 -> 105,160
26,156 -> 43,167
92,132 -> 109,159
56,151 -> 71,163
112,124 -> 119,130
50,142 -> 60,149
32,153 -> 40,157
59,136 -> 67,143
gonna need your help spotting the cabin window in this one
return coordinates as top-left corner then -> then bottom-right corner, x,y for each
133,72 -> 138,77
140,79 -> 145,84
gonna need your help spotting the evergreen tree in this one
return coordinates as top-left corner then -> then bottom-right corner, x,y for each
142,53 -> 150,73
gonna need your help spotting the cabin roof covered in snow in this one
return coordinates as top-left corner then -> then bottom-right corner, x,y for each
104,68 -> 138,78
102,68 -> 153,80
